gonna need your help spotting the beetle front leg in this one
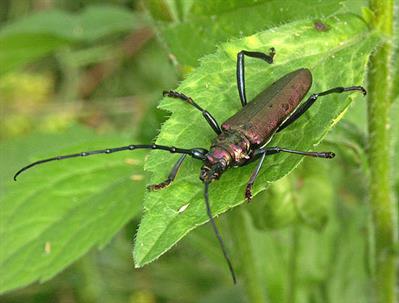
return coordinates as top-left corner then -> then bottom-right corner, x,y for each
163,90 -> 221,134
147,154 -> 186,191
277,86 -> 366,132
236,48 -> 275,107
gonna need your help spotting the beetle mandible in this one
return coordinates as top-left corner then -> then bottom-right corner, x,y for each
14,48 -> 366,283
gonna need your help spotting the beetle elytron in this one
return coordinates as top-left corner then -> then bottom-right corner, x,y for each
14,48 -> 366,283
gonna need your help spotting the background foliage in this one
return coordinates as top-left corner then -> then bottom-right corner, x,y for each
0,1 -> 397,303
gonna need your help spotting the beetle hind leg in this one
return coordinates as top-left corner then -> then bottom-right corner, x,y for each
277,85 -> 366,132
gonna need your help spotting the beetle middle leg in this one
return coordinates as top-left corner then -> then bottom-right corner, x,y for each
163,90 -> 221,134
244,146 -> 335,200
244,151 -> 266,200
236,48 -> 275,107
277,86 -> 367,132
147,154 -> 186,191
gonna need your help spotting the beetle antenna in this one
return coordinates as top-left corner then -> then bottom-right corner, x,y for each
14,144 -> 207,181
204,181 -> 237,284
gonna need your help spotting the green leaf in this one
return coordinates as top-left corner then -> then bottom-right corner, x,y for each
242,204 -> 370,303
0,128 -> 145,294
0,5 -> 137,74
248,176 -> 298,230
249,158 -> 334,231
0,10 -> 79,40
0,33 -> 69,75
0,5 -> 136,41
325,120 -> 368,169
133,14 -> 380,266
146,0 -> 367,68
78,5 -> 138,42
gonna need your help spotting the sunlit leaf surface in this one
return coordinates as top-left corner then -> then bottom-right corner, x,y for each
0,128 -> 145,293
147,0 -> 366,67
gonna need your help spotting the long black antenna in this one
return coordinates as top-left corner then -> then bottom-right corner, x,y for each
204,181 -> 237,284
14,144 -> 206,181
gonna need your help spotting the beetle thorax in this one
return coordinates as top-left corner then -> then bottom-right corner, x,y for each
200,130 -> 252,182
212,130 -> 252,164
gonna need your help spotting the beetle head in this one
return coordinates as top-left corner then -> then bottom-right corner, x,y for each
200,162 -> 226,182
200,148 -> 231,182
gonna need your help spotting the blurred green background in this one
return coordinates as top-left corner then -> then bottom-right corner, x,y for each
0,1 -> 397,303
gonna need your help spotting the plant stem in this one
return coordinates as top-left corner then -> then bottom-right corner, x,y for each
368,1 -> 397,302
286,226 -> 299,303
229,207 -> 268,303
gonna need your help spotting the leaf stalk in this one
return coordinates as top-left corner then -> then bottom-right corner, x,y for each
229,207 -> 268,303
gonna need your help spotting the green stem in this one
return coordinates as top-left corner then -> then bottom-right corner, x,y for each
56,49 -> 80,103
78,253 -> 104,303
229,207 -> 268,303
367,1 -> 397,302
286,226 -> 299,303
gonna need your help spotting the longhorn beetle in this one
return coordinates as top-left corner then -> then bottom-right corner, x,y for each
14,48 -> 366,283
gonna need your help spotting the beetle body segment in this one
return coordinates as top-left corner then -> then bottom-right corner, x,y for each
222,68 -> 312,146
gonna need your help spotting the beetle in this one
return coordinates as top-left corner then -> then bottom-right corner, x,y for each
14,48 -> 366,283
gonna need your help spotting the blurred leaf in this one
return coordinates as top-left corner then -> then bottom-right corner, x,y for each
78,5 -> 138,42
0,10 -> 79,40
145,0 -> 175,22
62,45 -> 115,68
325,120 -> 368,169
0,33 -> 69,74
0,5 -> 136,41
145,0 -> 194,23
249,158 -> 333,231
249,177 -> 297,230
146,0 -> 367,68
0,127 -> 94,191
197,287 -> 244,303
295,208 -> 370,303
293,161 -> 334,229
133,14 -> 380,266
0,127 -> 145,294
0,5 -> 137,74
92,40 -> 178,100
243,199 -> 370,303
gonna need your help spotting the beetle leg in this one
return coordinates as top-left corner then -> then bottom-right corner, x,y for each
244,146 -> 335,200
163,90 -> 221,134
147,154 -> 186,191
277,86 -> 367,132
237,48 -> 275,107
263,147 -> 335,158
245,150 -> 266,201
